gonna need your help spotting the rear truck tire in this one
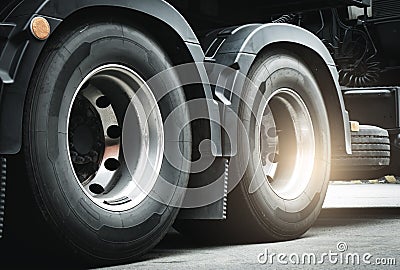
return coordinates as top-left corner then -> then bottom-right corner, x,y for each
176,49 -> 331,243
332,125 -> 390,180
23,21 -> 191,262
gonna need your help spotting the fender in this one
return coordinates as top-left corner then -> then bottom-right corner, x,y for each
209,23 -> 352,155
0,0 -> 221,155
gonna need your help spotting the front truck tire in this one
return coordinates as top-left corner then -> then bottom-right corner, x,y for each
178,49 -> 331,243
23,21 -> 191,262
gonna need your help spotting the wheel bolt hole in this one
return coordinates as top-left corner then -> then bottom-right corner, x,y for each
96,96 -> 111,108
107,125 -> 122,139
89,184 -> 105,195
104,158 -> 120,171
267,175 -> 274,183
268,153 -> 279,163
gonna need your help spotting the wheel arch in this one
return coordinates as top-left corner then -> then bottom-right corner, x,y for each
271,42 -> 351,156
212,23 -> 351,156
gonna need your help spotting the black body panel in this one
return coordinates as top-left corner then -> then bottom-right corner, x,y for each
343,87 -> 400,129
168,0 -> 369,32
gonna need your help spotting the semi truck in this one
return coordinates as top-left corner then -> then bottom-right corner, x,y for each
0,0 -> 395,263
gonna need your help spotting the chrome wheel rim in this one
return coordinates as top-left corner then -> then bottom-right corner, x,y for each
260,88 -> 315,200
67,64 -> 164,212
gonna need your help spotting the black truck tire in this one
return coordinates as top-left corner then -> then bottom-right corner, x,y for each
177,49 -> 331,243
332,125 -> 390,180
351,144 -> 390,151
23,21 -> 191,262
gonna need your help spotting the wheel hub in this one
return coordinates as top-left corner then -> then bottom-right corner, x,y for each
67,64 -> 164,212
72,125 -> 94,155
259,88 -> 316,200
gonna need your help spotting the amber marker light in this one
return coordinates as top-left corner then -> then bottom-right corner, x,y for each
30,17 -> 51,40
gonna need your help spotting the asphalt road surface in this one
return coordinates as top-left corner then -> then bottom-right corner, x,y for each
1,184 -> 399,269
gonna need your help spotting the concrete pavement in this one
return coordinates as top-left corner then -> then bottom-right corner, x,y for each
103,208 -> 400,270
103,183 -> 400,270
1,183 -> 399,269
